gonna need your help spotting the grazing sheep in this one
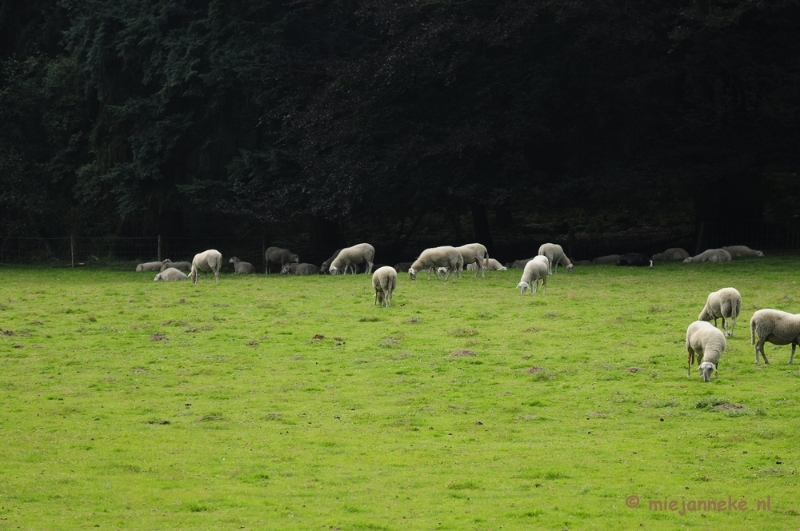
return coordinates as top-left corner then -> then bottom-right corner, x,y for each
538,243 -> 573,274
320,249 -> 342,274
750,309 -> 800,364
507,258 -> 534,269
686,321 -> 726,382
467,258 -> 507,271
408,246 -> 463,281
136,261 -> 163,272
153,267 -> 188,281
516,256 -> 549,295
281,263 -> 320,275
190,249 -> 223,284
616,253 -> 653,267
372,266 -> 397,307
455,243 -> 490,278
394,262 -> 413,273
329,243 -> 376,275
698,288 -> 742,337
592,254 -> 620,265
652,248 -> 690,261
160,260 -> 191,272
229,257 -> 256,274
683,249 -> 732,263
265,246 -> 299,274
722,245 -> 765,258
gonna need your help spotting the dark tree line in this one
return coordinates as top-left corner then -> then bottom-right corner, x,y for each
1,0 -> 799,258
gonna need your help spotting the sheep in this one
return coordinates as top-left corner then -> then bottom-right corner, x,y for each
153,267 -> 188,281
616,253 -> 653,267
538,243 -> 573,274
372,266 -> 397,307
683,249 -> 732,263
408,246 -> 463,281
281,263 -> 320,275
698,287 -> 742,337
437,267 -> 449,279
467,258 -> 507,271
394,262 -> 413,273
320,249 -> 342,274
506,258 -> 534,269
329,243 -> 376,275
652,248 -> 689,261
229,257 -> 256,274
265,246 -> 299,274
722,245 -> 765,258
516,256 -> 549,295
455,243 -> 490,278
572,260 -> 592,266
750,309 -> 800,364
189,249 -> 223,284
135,261 -> 163,272
592,254 -> 620,265
160,260 -> 191,272
686,321 -> 726,382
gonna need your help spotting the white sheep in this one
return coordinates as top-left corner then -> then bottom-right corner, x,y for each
190,249 -> 223,284
652,248 -> 689,261
372,266 -> 397,307
538,243 -> 573,274
408,246 -> 463,281
436,266 -> 449,279
750,309 -> 800,364
153,267 -> 188,281
698,287 -> 742,337
329,243 -> 375,275
136,261 -> 163,272
467,258 -> 506,271
160,259 -> 191,272
229,257 -> 256,274
591,254 -> 620,265
722,245 -> 765,258
685,321 -> 726,382
683,249 -> 732,263
455,243 -> 490,278
516,256 -> 549,295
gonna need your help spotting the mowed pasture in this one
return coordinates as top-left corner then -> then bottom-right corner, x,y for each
1,258 -> 799,530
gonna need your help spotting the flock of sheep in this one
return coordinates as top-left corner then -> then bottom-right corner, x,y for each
136,242 -> 794,382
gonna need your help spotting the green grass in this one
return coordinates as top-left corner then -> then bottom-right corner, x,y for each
1,257 -> 799,529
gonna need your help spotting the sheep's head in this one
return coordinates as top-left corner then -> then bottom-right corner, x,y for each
329,265 -> 339,275
163,258 -> 173,264
566,263 -> 574,273
229,257 -> 238,264
683,257 -> 692,263
291,254 -> 300,263
756,251 -> 765,257
517,281 -> 529,294
281,265 -> 291,275
153,273 -> 163,281
408,267 -> 417,281
698,361 -> 716,382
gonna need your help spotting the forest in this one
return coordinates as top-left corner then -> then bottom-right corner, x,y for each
1,0 -> 799,262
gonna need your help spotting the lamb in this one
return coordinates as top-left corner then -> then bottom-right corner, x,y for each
683,249 -> 732,263
265,246 -> 299,274
455,243 -> 490,278
467,258 -> 506,271
229,257 -> 256,274
372,266 -> 398,307
153,267 -> 188,281
160,259 -> 191,272
320,249 -> 342,274
592,254 -> 620,265
698,287 -> 742,337
722,245 -> 765,258
281,263 -> 320,275
616,253 -> 653,267
750,309 -> 800,364
135,261 -> 163,272
652,248 -> 689,261
686,321 -> 726,382
329,243 -> 376,275
538,243 -> 573,274
408,246 -> 463,281
516,256 -> 549,295
189,249 -> 223,284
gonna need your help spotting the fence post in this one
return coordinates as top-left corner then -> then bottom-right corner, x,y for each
158,235 -> 162,262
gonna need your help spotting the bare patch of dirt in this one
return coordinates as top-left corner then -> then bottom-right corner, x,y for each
626,367 -> 645,373
526,366 -> 544,374
246,340 -> 259,346
2,330 -> 14,336
524,327 -> 539,333
133,368 -> 148,374
394,353 -> 412,359
714,403 -> 745,411
447,349 -> 476,358
146,419 -> 170,425
312,334 -> 325,340
407,317 -> 422,324
150,333 -> 167,342
333,336 -> 343,341
162,320 -> 189,326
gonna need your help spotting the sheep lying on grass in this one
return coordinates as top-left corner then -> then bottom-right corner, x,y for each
538,243 -> 573,274
616,253 -> 653,267
683,249 -> 732,263
229,257 -> 256,274
455,243 -> 490,278
265,246 -> 299,274
467,258 -> 506,271
750,309 -> 800,364
686,321 -> 726,382
592,255 -> 619,265
160,260 -> 191,272
329,243 -> 375,275
281,263 -> 320,275
154,268 -> 188,281
723,245 -> 764,258
372,266 -> 397,307
699,287 -> 742,337
652,248 -> 689,261
190,249 -> 222,284
136,261 -> 163,272
506,258 -> 534,269
517,256 -> 549,295
409,246 -> 462,281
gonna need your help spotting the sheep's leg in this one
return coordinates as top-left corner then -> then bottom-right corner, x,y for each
791,342 -> 797,364
687,347 -> 695,376
755,340 -> 769,364
366,261 -> 374,275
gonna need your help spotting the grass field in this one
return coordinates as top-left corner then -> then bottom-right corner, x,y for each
1,258 -> 799,530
